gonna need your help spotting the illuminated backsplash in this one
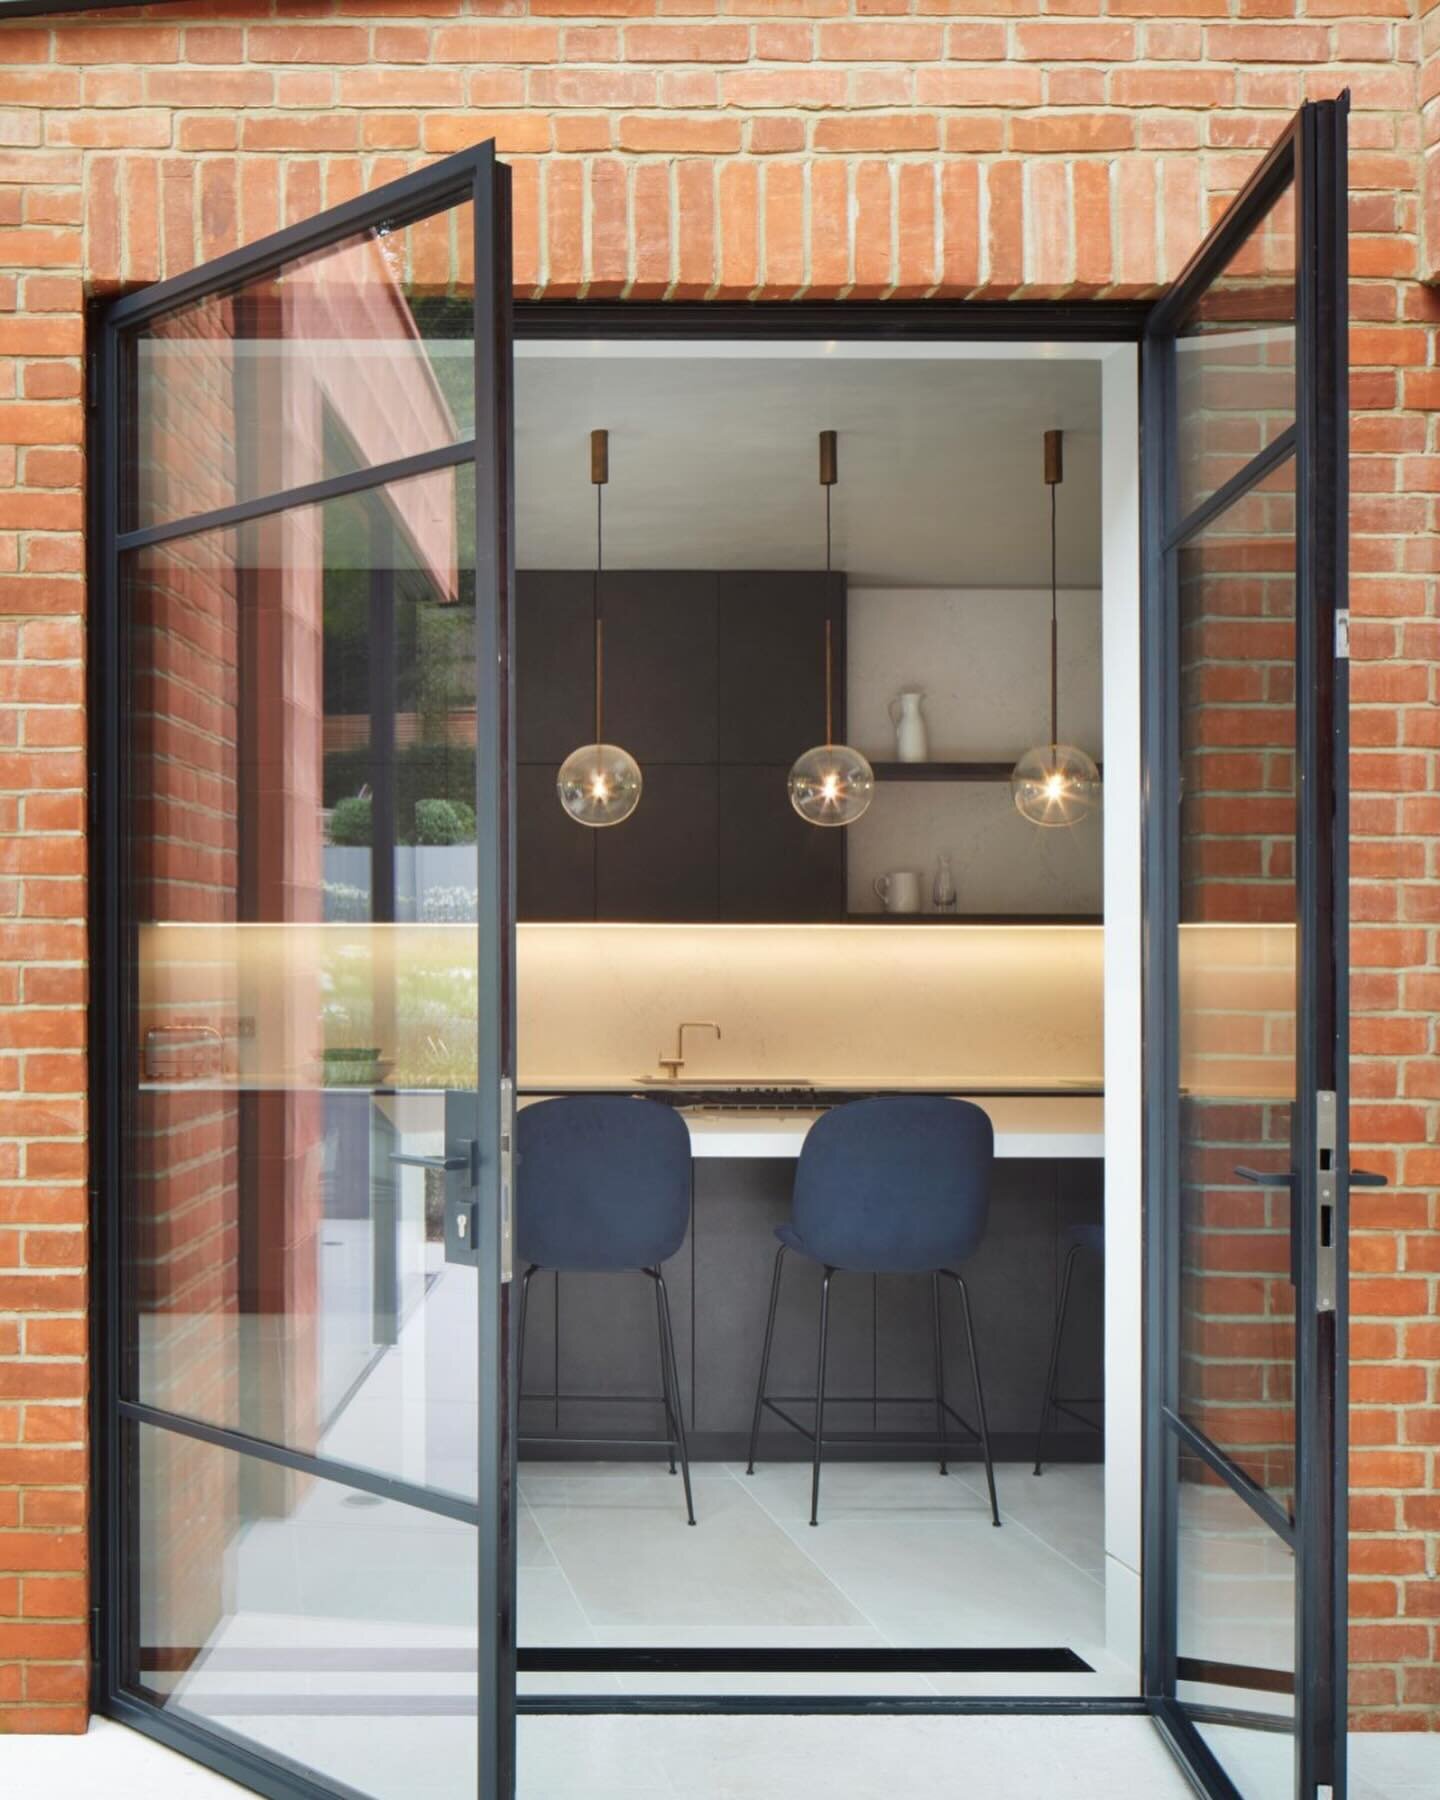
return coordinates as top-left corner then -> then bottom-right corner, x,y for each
135,919 -> 1296,1094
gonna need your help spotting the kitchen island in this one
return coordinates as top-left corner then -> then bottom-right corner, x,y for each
515,1089 -> 1105,1466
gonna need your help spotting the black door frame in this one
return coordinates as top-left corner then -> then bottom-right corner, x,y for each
1139,98 -> 1351,1800
89,142 -> 517,1800
85,123 -> 1349,1800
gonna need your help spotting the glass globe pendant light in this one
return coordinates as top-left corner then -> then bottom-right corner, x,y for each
1011,430 -> 1100,828
788,431 -> 875,828
557,429 -> 643,828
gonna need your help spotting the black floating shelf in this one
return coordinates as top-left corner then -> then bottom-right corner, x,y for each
871,761 -> 1014,782
844,913 -> 1103,926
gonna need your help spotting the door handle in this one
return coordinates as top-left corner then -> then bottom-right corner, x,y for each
390,1151 -> 469,1173
1233,1166 -> 1294,1187
1233,1165 -> 1387,1188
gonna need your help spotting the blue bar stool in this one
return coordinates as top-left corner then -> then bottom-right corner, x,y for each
516,1095 -> 696,1525
1033,1222 -> 1104,1475
745,1096 -> 1001,1529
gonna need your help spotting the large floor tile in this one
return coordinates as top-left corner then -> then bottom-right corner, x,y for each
526,1469 -> 867,1632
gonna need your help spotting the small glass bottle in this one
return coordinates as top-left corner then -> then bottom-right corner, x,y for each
932,853 -> 957,914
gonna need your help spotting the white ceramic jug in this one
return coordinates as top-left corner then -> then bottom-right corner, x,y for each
888,689 -> 929,763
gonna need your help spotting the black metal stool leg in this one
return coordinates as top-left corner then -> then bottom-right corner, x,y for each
652,1274 -> 678,1476
1033,1244 -> 1080,1477
810,1267 -> 835,1527
746,1245 -> 787,1476
653,1269 -> 696,1526
931,1271 -> 948,1477
946,1270 -> 1000,1527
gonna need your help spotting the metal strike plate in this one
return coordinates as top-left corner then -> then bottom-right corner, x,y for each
1316,1090 -> 1337,1314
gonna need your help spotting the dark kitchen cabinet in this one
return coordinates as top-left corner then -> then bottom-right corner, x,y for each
515,568 -> 845,923
596,766 -> 718,922
717,571 -> 843,765
601,572 -> 718,764
718,766 -> 843,922
516,764 -> 595,922
515,571 -> 594,764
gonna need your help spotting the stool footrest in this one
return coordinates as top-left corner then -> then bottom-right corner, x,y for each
761,1394 -> 983,1452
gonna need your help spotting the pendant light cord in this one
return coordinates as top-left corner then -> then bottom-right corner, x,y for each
594,478 -> 604,743
1049,477 -> 1058,753
825,483 -> 834,745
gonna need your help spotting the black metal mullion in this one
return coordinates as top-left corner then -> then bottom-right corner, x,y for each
108,1691 -> 371,1800
516,300 -> 1147,342
107,145 -> 492,333
1150,1697 -> 1254,1800
1162,1410 -> 1296,1548
1162,426 -> 1297,554
115,438 -> 478,556
117,1400 -> 482,1528
1144,123 -> 1298,342
471,146 -> 517,1800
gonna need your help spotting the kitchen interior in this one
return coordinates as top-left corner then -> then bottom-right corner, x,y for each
506,341 -> 1120,1696
131,331 -> 1140,1781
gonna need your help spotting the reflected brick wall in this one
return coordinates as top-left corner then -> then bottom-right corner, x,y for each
129,512 -> 244,1674
1177,459 -> 1299,1521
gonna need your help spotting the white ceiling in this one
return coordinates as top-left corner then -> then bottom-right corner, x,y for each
514,348 -> 1103,588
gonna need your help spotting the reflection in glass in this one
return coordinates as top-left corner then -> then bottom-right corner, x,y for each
126,202 -> 475,530
136,1424 -> 477,1800
124,467 -> 482,1499
1176,185 -> 1295,521
1177,1461 -> 1295,1800
1175,456 -> 1298,1510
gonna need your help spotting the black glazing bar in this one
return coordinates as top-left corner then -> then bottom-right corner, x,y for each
522,1648 -> 1094,1675
1163,1408 -> 1295,1547
1175,1656 -> 1294,1698
107,144 -> 493,331
114,439 -> 478,557
117,1400 -> 482,1529
520,1696 -> 1150,1718
515,300 -> 1150,341
1162,426 -> 1298,555
1145,122 -> 1298,341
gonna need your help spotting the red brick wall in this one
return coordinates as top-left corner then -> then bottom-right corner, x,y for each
0,0 -> 1434,1736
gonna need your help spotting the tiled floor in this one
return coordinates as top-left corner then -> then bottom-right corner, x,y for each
5,1714 -> 1437,1800
519,1457 -> 1130,1696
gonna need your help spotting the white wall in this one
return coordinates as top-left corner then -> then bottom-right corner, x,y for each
844,586 -> 1103,916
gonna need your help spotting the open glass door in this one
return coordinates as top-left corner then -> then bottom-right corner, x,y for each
1142,99 -> 1353,1799
95,146 -> 517,1799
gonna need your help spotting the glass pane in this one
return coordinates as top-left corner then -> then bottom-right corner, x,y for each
1176,185 -> 1295,521
1176,1456 -> 1295,1800
135,1423 -> 477,1800
124,464 -> 485,1501
1175,456 -> 1298,1510
125,201 -> 475,531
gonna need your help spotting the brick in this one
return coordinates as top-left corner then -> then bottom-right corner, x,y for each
625,25 -> 750,60
617,115 -> 741,154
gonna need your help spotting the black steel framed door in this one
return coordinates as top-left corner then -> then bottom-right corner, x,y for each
1142,99 -> 1354,1799
92,144 -> 517,1800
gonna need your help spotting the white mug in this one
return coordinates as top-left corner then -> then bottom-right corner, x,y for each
873,870 -> 922,914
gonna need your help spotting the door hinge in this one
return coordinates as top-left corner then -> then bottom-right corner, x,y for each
1316,1090 -> 1338,1313
1334,608 -> 1350,658
90,1604 -> 101,1663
